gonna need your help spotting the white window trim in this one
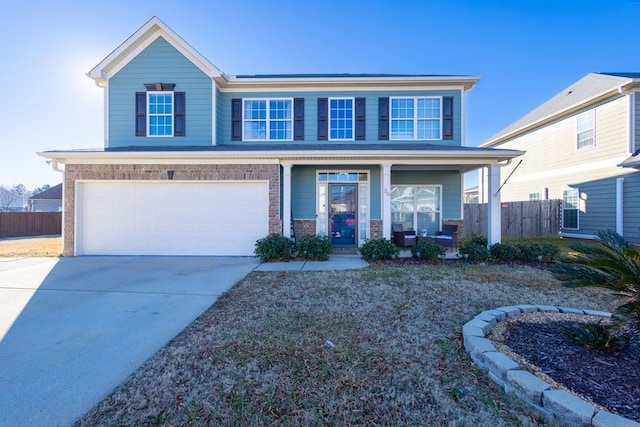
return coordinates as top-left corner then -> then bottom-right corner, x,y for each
562,188 -> 579,230
328,97 -> 355,141
390,96 -> 443,141
242,98 -> 293,142
576,109 -> 596,150
147,91 -> 174,138
390,184 -> 443,234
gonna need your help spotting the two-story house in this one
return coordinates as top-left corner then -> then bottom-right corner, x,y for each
480,73 -> 640,243
40,17 -> 522,256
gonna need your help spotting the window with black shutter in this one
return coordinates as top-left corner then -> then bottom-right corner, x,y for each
443,96 -> 453,140
355,97 -> 366,140
317,98 -> 328,140
294,98 -> 304,140
135,83 -> 184,137
231,98 -> 242,141
378,97 -> 389,140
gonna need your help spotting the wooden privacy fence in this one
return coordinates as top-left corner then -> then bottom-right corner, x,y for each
0,212 -> 62,238
463,200 -> 561,240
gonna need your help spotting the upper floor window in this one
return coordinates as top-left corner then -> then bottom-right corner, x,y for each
135,84 -> 185,137
329,98 -> 354,140
528,192 -> 541,201
243,99 -> 292,141
390,97 -> 441,140
576,110 -> 595,149
148,92 -> 174,137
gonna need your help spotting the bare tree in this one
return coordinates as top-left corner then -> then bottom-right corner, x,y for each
0,185 -> 19,211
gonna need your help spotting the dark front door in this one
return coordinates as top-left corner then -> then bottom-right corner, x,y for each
329,184 -> 357,247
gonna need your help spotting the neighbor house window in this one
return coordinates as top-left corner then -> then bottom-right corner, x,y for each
529,192 -> 541,201
147,92 -> 174,137
562,188 -> 579,229
329,98 -> 354,140
390,97 -> 441,140
576,110 -> 595,149
390,185 -> 441,235
243,99 -> 292,141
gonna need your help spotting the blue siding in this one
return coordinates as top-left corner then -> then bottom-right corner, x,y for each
109,37 -> 212,147
217,90 -> 463,146
391,170 -> 462,218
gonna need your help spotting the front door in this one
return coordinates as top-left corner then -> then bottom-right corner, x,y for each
329,184 -> 357,247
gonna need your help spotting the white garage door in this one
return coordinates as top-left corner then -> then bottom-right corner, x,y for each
76,181 -> 269,256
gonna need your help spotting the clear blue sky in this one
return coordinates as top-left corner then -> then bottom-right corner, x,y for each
1,0 -> 639,190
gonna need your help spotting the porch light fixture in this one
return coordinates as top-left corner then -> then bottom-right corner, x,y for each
167,170 -> 174,180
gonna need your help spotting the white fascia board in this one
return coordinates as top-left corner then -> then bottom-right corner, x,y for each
219,80 -> 479,93
87,16 -> 222,85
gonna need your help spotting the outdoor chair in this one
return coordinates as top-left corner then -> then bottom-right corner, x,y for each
435,224 -> 459,251
392,223 -> 417,248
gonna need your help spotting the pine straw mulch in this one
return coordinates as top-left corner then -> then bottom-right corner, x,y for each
75,263 -> 623,427
490,312 -> 640,422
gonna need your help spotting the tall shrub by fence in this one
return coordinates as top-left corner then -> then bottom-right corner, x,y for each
0,212 -> 62,238
463,200 -> 561,240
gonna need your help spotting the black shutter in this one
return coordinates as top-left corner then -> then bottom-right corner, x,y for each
294,98 -> 304,140
232,98 -> 242,141
355,97 -> 366,140
378,97 -> 389,140
443,96 -> 453,140
317,98 -> 328,140
174,92 -> 185,136
135,92 -> 146,136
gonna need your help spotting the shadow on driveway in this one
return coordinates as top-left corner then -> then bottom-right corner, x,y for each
0,256 -> 258,427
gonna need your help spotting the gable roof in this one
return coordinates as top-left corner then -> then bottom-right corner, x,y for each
87,16 -> 224,86
29,183 -> 62,200
483,73 -> 640,147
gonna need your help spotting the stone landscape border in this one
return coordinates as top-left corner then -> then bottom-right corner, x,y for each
463,305 -> 640,427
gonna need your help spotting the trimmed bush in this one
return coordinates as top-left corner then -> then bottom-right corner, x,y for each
516,241 -> 560,262
254,234 -> 295,262
458,234 -> 490,262
359,238 -> 399,262
490,242 -> 522,261
298,235 -> 332,261
411,241 -> 445,261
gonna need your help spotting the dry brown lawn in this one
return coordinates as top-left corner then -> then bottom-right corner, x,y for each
0,235 -> 62,257
75,263 -> 620,426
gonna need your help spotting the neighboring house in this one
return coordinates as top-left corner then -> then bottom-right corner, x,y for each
480,73 -> 640,243
28,183 -> 63,212
464,186 -> 479,204
39,17 -> 522,256
0,189 -> 28,212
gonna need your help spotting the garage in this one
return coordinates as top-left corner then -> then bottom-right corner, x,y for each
75,180 -> 269,256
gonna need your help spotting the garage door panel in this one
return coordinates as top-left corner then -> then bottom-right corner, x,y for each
77,181 -> 269,256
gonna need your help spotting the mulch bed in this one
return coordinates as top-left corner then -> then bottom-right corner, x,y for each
503,319 -> 640,422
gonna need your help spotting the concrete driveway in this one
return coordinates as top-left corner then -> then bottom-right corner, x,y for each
0,256 -> 259,427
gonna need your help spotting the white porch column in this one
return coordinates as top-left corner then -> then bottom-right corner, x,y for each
487,163 -> 502,245
382,163 -> 392,239
616,177 -> 624,236
282,163 -> 292,238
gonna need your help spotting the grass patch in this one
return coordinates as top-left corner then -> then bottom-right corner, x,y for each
75,264 -> 618,426
0,235 -> 61,257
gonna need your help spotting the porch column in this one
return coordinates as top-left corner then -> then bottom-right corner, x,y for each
382,163 -> 392,239
282,163 -> 292,238
487,163 -> 501,245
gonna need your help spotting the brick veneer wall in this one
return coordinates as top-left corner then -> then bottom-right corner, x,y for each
443,219 -> 464,237
63,163 -> 281,256
292,219 -> 316,239
370,220 -> 383,239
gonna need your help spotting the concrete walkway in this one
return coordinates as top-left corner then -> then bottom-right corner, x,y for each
0,256 -> 259,427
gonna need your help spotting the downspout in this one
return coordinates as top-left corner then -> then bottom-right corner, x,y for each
616,177 -> 624,236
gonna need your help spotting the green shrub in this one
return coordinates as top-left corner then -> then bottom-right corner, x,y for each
490,242 -> 522,261
359,238 -> 399,262
516,241 -> 560,262
560,321 -> 624,353
297,235 -> 332,261
254,234 -> 295,262
458,234 -> 490,262
411,241 -> 445,261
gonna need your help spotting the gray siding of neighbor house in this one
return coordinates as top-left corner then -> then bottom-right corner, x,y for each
391,170 -> 462,219
623,171 -> 640,244
108,37 -> 213,147
485,95 -> 636,239
216,89 -> 463,146
635,92 -> 640,153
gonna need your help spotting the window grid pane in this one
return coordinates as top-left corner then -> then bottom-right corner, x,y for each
576,110 -> 595,149
329,99 -> 354,140
391,186 -> 441,233
243,99 -> 292,141
562,189 -> 579,229
148,92 -> 173,137
391,97 -> 442,140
